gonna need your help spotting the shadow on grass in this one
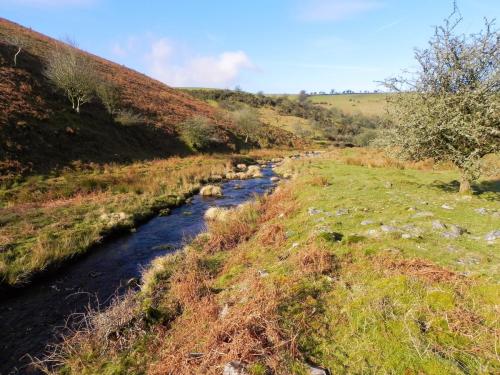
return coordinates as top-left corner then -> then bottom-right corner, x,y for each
431,179 -> 500,200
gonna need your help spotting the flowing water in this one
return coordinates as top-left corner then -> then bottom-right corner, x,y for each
0,166 -> 277,374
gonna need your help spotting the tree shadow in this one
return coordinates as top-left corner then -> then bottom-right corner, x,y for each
431,179 -> 500,200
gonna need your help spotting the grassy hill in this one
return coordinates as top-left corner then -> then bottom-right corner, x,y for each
0,19 -> 298,178
309,93 -> 388,117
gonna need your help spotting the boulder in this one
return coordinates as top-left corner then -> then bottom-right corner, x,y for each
361,219 -> 375,226
485,230 -> 500,242
246,165 -> 263,178
236,163 -> 247,171
270,176 -> 280,182
225,172 -> 237,179
308,365 -> 328,375
199,185 -> 223,197
432,220 -> 447,230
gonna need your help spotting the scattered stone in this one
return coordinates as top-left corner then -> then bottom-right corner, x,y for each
484,230 -> 500,242
475,207 -> 488,215
308,207 -> 323,216
292,242 -> 299,248
225,172 -> 237,179
247,165 -> 263,178
236,163 -> 247,171
432,220 -> 447,230
407,207 -> 417,211
384,181 -> 393,188
381,225 -> 399,233
411,211 -> 434,219
308,365 -> 328,375
366,229 -> 380,237
270,176 -> 280,182
234,184 -> 242,190
335,208 -> 349,216
442,225 -> 466,239
361,219 -> 375,226
223,361 -> 248,375
457,257 -> 480,265
200,185 -> 223,197
441,204 -> 454,210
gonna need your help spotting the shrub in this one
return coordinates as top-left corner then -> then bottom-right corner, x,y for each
179,116 -> 216,151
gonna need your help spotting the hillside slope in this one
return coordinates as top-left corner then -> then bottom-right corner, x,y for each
0,19 -> 298,177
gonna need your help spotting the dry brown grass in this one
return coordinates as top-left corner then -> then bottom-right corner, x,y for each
150,277 -> 294,375
292,241 -> 339,276
308,175 -> 330,187
375,255 -> 460,284
258,223 -> 287,247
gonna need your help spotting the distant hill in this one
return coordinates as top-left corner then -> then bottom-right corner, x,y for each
0,19 -> 298,177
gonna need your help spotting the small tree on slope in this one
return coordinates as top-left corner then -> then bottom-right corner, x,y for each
44,41 -> 97,113
381,6 -> 499,194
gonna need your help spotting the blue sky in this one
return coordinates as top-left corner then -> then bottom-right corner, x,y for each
1,0 -> 498,93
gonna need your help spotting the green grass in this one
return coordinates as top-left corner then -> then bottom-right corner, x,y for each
48,150 -> 500,374
308,93 -> 388,117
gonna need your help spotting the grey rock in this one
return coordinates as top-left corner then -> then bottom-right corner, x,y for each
450,225 -> 466,235
308,365 -> 328,375
270,176 -> 280,182
485,230 -> 500,242
381,225 -> 399,233
442,226 -> 465,239
475,207 -> 488,215
223,361 -> 248,375
432,220 -> 447,230
335,208 -> 349,216
308,207 -> 323,216
441,204 -> 454,210
361,219 -> 375,226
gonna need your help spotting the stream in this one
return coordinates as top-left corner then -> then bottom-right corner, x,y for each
0,166 -> 277,374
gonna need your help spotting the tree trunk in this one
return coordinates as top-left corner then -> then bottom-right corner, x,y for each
459,175 -> 472,195
13,47 -> 21,66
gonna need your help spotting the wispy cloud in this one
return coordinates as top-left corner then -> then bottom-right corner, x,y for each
298,0 -> 384,22
146,38 -> 255,87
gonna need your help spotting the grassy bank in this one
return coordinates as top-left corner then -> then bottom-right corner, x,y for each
44,150 -> 499,374
0,151 -> 292,287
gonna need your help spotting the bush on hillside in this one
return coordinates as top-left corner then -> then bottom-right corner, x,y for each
179,117 -> 217,151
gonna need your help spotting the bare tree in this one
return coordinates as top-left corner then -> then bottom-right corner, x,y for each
380,5 -> 499,194
2,33 -> 30,66
44,41 -> 97,113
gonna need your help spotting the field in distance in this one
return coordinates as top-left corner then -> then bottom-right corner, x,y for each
275,93 -> 388,117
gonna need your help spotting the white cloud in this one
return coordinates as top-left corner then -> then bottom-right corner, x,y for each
299,0 -> 383,22
146,38 -> 254,87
